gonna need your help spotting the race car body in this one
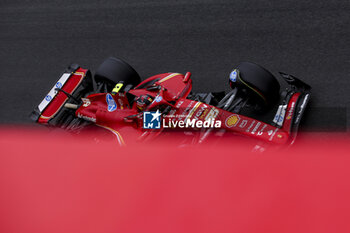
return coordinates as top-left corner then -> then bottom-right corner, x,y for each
31,57 -> 311,147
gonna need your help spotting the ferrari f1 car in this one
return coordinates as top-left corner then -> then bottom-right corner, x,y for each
31,57 -> 311,147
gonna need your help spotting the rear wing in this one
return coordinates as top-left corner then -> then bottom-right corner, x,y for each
272,72 -> 311,144
30,64 -> 91,124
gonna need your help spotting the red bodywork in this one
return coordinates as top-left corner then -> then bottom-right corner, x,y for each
37,69 -> 302,146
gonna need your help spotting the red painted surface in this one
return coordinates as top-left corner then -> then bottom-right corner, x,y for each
0,129 -> 350,233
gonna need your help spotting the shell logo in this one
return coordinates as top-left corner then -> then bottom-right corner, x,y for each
225,114 -> 240,128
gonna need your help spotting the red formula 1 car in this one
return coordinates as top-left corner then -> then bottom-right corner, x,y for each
31,57 -> 311,148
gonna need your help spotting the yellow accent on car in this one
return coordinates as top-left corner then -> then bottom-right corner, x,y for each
112,83 -> 124,93
97,124 -> 125,146
159,73 -> 181,83
185,102 -> 202,121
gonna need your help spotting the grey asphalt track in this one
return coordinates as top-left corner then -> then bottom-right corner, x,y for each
0,0 -> 349,131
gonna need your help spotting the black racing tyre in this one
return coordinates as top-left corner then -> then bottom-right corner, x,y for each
94,57 -> 141,87
230,62 -> 280,107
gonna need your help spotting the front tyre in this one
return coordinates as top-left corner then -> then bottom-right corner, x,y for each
94,57 -> 141,92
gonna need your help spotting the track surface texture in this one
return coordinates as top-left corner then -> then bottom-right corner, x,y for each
0,0 -> 349,131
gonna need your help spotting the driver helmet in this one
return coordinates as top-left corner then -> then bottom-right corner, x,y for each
229,69 -> 239,88
136,94 -> 153,111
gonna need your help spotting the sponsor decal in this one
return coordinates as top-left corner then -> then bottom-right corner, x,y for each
106,93 -> 117,112
246,120 -> 256,132
273,105 -> 287,126
184,102 -> 202,121
176,100 -> 184,108
181,102 -> 195,118
239,120 -> 248,128
77,113 -> 96,123
269,128 -> 279,141
294,94 -> 309,124
250,122 -> 261,135
225,114 -> 240,128
55,81 -> 63,89
82,98 -> 91,107
286,102 -> 296,120
154,96 -> 162,103
267,130 -> 273,136
200,108 -> 209,119
195,105 -> 207,119
299,94 -> 309,111
143,110 -> 161,129
205,108 -> 219,121
45,95 -> 52,101
256,124 -> 267,136
229,69 -> 238,82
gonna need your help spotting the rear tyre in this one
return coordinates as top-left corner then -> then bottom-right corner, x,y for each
229,62 -> 280,108
94,57 -> 141,91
